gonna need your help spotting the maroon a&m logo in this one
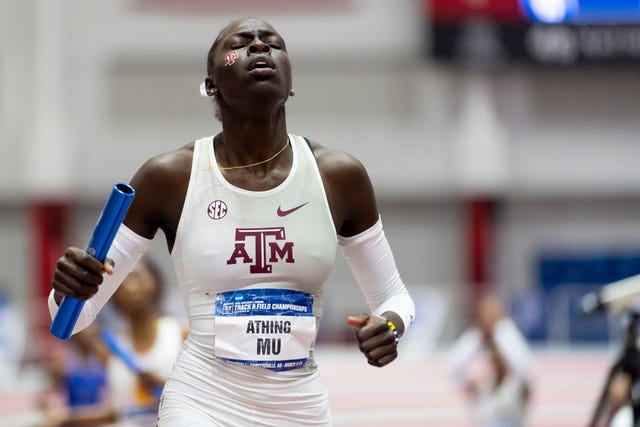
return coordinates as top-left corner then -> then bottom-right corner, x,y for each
226,227 -> 294,274
207,200 -> 228,220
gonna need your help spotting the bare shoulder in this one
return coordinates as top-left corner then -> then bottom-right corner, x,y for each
305,138 -> 378,236
307,139 -> 369,183
136,143 -> 195,183
125,143 -> 195,238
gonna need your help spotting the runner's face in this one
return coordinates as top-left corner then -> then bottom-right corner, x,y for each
211,18 -> 292,107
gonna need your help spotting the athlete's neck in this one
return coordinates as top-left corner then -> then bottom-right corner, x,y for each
217,113 -> 288,168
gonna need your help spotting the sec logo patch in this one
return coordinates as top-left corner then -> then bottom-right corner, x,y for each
207,200 -> 228,220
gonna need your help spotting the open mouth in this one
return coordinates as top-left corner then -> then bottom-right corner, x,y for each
248,56 -> 276,78
248,56 -> 275,71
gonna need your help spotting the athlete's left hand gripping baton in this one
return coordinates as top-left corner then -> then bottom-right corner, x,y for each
50,182 -> 136,339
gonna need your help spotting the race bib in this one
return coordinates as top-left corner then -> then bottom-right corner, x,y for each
214,288 -> 316,371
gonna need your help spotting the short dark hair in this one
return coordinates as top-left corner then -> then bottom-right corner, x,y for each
207,19 -> 241,76
206,31 -> 224,76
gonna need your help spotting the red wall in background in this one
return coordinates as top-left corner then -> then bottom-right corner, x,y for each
427,0 -> 525,23
30,202 -> 71,350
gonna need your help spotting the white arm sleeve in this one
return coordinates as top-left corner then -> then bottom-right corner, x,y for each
48,224 -> 152,335
338,217 -> 415,333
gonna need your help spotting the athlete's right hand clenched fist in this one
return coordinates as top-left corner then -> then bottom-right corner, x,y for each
51,247 -> 113,304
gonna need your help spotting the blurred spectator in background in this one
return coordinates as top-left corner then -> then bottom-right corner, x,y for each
42,325 -> 109,425
593,311 -> 640,427
0,282 -> 27,386
606,371 -> 633,427
44,257 -> 187,427
449,292 -> 533,427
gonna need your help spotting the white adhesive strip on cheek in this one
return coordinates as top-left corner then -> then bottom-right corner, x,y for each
224,51 -> 239,66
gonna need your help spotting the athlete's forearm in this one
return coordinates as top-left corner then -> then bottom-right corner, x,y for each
49,224 -> 152,335
339,217 -> 415,334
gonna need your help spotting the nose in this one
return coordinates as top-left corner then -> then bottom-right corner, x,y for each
248,39 -> 271,54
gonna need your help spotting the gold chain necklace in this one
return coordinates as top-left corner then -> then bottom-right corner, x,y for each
218,137 -> 290,171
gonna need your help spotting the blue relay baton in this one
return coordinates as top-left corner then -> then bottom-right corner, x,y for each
50,182 -> 136,339
100,328 -> 142,372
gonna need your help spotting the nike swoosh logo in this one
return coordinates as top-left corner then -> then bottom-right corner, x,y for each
277,202 -> 309,217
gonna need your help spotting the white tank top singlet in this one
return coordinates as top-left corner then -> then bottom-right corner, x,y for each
161,134 -> 337,426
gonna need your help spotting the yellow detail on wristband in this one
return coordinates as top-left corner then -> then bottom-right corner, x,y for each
387,320 -> 399,343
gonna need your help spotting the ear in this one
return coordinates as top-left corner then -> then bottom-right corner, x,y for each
205,76 -> 218,96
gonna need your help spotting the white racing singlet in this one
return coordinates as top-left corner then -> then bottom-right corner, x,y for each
161,134 -> 337,426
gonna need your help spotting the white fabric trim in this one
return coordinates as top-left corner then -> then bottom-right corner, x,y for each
338,217 -> 415,333
48,224 -> 152,335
